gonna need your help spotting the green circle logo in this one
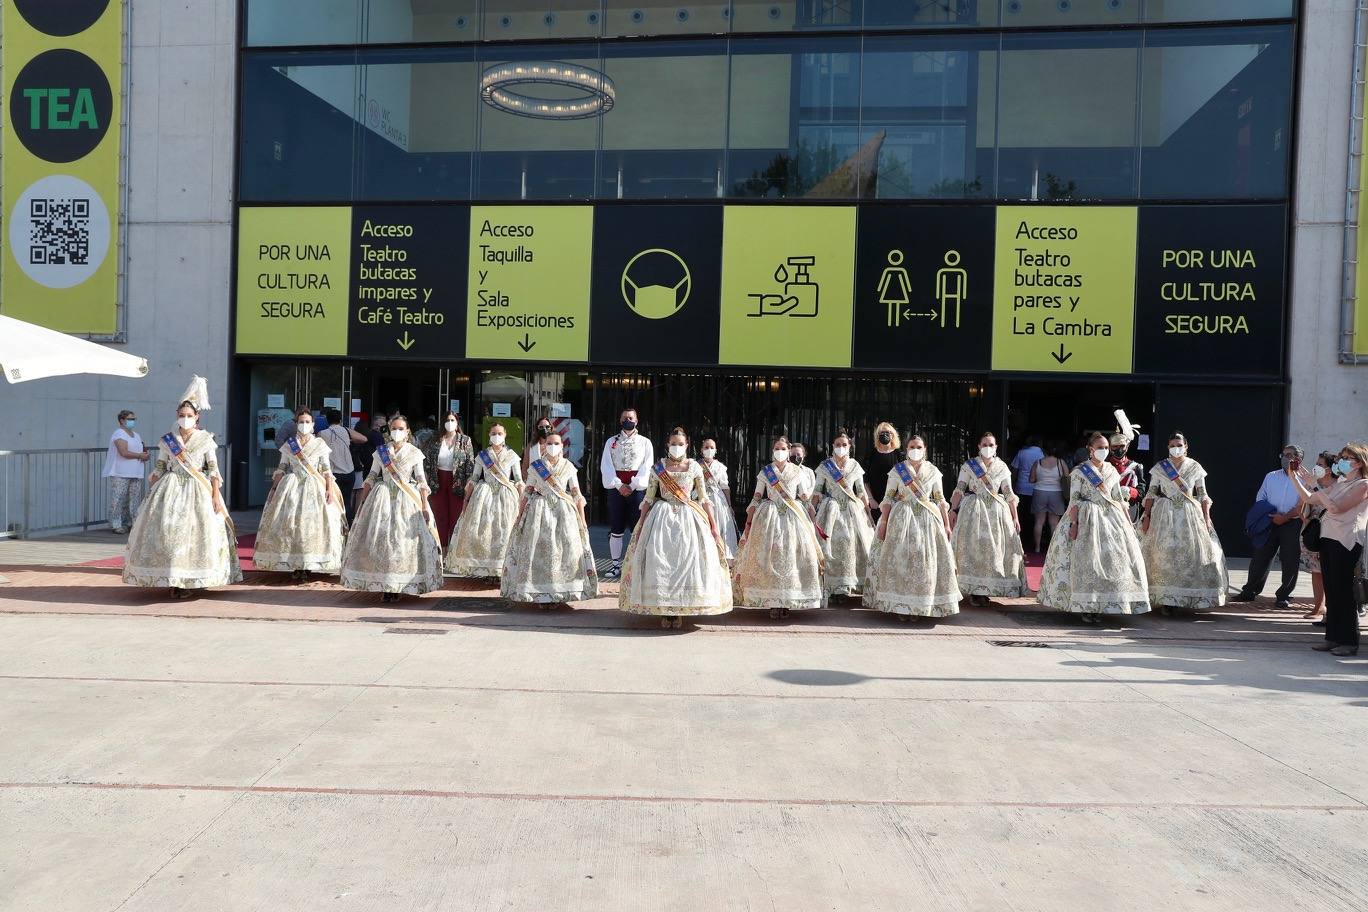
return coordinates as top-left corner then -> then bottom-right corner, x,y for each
621,248 -> 690,320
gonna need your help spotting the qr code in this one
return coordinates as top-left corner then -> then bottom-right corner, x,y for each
28,197 -> 91,266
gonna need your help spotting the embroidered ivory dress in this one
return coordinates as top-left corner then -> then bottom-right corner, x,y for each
813,458 -> 875,597
952,457 -> 1029,597
340,444 -> 443,595
619,460 -> 732,617
501,457 -> 599,603
123,429 -> 242,589
732,462 -> 825,611
1140,458 -> 1228,610
701,458 -> 739,561
253,436 -> 345,573
1039,462 -> 1150,615
446,446 -> 523,577
864,461 -> 961,617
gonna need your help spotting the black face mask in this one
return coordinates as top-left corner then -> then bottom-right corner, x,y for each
877,431 -> 892,445
536,425 -> 551,438
621,419 -> 637,431
1110,449 -> 1125,460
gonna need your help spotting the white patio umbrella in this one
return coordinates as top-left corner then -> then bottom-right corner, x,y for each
0,314 -> 148,383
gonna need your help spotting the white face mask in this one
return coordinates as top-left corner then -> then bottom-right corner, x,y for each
1093,447 -> 1110,462
1314,464 -> 1327,479
833,445 -> 850,458
1169,446 -> 1185,458
177,416 -> 196,430
444,420 -> 458,433
668,444 -> 687,459
979,446 -> 996,459
544,443 -> 563,457
907,447 -> 925,461
772,449 -> 789,463
389,429 -> 408,443
701,448 -> 716,459
489,433 -> 505,446
296,421 -> 314,435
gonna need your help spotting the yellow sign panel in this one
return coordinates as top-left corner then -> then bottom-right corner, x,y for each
235,207 -> 351,356
1,2 -> 124,334
1358,93 -> 1368,356
991,206 -> 1137,374
719,206 -> 856,368
466,206 -> 593,362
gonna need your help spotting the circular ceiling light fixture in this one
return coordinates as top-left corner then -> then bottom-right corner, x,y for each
480,61 -> 616,120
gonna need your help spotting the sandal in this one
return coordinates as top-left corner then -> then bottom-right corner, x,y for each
1303,610 -> 1324,620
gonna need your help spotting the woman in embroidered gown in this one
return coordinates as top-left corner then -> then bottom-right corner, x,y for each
1139,432 -> 1228,614
1039,432 -> 1150,621
949,431 -> 1029,605
810,430 -> 874,599
253,407 -> 345,579
502,432 -> 599,606
446,423 -> 523,578
699,438 -> 739,562
619,428 -> 732,628
733,436 -> 825,618
123,400 -> 242,598
865,436 -> 961,619
340,415 -> 443,603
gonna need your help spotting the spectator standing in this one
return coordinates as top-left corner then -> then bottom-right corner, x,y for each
1010,435 -> 1045,524
1231,444 -> 1306,610
318,408 -> 367,524
102,409 -> 150,534
1291,443 -> 1368,656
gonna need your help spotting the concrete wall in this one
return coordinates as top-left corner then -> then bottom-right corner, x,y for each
1287,0 -> 1368,455
0,0 -> 237,451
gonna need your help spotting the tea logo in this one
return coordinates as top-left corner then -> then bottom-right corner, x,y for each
8,48 -> 113,163
621,248 -> 691,320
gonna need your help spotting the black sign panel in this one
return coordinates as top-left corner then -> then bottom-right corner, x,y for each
588,205 -> 723,366
852,206 -> 994,372
347,205 -> 467,360
1134,205 -> 1286,377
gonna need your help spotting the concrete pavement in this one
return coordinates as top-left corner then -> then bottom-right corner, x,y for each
1,529 -> 1364,911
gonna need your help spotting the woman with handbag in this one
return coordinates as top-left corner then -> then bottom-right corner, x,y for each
1298,452 -> 1339,625
1290,443 -> 1368,656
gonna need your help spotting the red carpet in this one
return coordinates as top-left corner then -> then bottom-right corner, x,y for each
80,534 -> 259,570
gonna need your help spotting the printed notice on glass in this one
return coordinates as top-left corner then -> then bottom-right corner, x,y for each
466,206 -> 593,362
991,207 -> 1137,374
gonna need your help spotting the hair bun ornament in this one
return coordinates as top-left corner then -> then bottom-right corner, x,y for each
180,375 -> 211,411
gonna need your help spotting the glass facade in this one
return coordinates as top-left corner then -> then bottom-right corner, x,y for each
239,5 -> 1295,204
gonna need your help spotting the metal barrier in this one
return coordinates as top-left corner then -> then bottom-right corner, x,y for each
0,444 -> 231,539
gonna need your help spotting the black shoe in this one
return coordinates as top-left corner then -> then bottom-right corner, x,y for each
1275,598 -> 1291,610
1229,591 -> 1256,603
1330,645 -> 1360,656
603,563 -> 621,581
1312,642 -> 1339,652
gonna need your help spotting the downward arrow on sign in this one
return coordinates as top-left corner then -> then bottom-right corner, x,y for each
397,332 -> 415,351
1051,343 -> 1072,365
517,333 -> 536,353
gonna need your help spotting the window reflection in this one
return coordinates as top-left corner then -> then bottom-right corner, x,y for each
599,42 -> 728,198
1144,0 -> 1293,22
1001,0 -> 1140,27
860,35 -> 996,199
864,0 -> 998,28
483,1 -> 604,40
728,37 -> 862,199
998,32 -> 1140,199
475,45 -> 603,198
1140,26 -> 1291,199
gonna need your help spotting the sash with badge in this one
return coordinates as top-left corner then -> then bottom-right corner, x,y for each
653,461 -> 728,561
379,444 -> 440,543
763,463 -> 828,542
531,458 -> 596,576
479,448 -> 519,494
821,458 -> 863,506
163,432 -> 236,538
894,461 -> 939,517
966,458 -> 1007,508
1157,459 -> 1200,506
1078,461 -> 1132,520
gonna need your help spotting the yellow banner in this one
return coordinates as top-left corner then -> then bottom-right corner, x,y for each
1,1 -> 123,334
1359,91 -> 1368,356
